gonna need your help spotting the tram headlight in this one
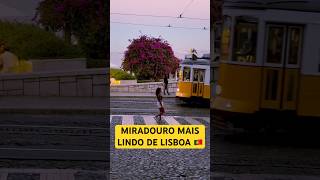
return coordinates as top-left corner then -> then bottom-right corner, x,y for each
215,85 -> 222,95
177,88 -> 180,92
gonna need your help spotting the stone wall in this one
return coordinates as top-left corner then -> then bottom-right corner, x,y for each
30,58 -> 87,72
111,81 -> 177,93
118,80 -> 137,85
0,68 -> 108,97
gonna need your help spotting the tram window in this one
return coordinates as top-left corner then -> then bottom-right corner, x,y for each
221,16 -> 232,61
319,49 -> 320,72
199,70 -> 205,82
214,22 -> 222,55
177,68 -> 181,81
193,69 -> 199,81
178,66 -> 182,81
266,26 -> 285,64
233,19 -> 257,63
287,27 -> 302,65
183,67 -> 191,81
192,69 -> 205,82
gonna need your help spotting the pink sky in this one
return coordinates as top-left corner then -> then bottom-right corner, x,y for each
111,0 -> 210,68
111,0 -> 209,18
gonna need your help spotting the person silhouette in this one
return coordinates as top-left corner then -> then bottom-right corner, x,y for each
154,87 -> 165,121
163,75 -> 170,95
0,41 -> 19,73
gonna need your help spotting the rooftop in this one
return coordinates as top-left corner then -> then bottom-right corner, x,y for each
224,0 -> 320,12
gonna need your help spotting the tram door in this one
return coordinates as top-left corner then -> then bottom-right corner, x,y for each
192,69 -> 205,97
261,24 -> 303,110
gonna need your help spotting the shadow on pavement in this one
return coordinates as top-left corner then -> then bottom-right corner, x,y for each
223,131 -> 320,148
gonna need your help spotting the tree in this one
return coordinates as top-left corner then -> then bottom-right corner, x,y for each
34,0 -> 108,59
121,35 -> 180,81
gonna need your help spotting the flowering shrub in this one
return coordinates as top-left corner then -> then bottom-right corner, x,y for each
122,35 -> 180,81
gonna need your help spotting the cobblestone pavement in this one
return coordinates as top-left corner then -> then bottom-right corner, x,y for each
110,115 -> 210,179
0,114 -> 108,180
0,169 -> 107,180
110,97 -> 209,117
212,129 -> 320,180
212,173 -> 320,180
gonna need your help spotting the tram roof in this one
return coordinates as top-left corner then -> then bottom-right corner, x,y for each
180,58 -> 210,66
224,0 -> 320,13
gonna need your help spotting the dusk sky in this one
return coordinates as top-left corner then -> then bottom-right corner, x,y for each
110,0 -> 210,68
0,0 -> 41,18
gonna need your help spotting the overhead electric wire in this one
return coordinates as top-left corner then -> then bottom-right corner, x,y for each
179,0 -> 195,17
111,12 -> 209,21
111,21 -> 208,30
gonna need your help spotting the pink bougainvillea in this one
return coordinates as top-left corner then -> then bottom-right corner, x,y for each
122,35 -> 180,81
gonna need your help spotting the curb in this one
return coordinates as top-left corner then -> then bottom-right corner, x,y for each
110,95 -> 176,98
0,108 -> 108,114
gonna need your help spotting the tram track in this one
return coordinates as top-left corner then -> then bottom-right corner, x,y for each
0,124 -> 107,137
213,142 -> 320,174
212,131 -> 320,175
213,162 -> 320,170
213,161 -> 320,176
0,124 -> 108,161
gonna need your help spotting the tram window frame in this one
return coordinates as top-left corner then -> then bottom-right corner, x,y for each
182,67 -> 191,81
266,25 -> 286,65
177,67 -> 181,81
200,69 -> 206,82
318,49 -> 320,72
177,66 -> 182,81
193,69 -> 199,82
220,16 -> 232,61
232,17 -> 258,64
287,26 -> 303,66
214,22 -> 222,58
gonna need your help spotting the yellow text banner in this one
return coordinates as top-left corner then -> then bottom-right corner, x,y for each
115,125 -> 205,149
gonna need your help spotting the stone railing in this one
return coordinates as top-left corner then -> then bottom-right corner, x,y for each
30,58 -> 87,72
0,68 -> 108,97
111,81 -> 177,93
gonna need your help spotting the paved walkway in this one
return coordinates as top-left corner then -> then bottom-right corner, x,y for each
110,92 -> 176,97
0,169 -> 107,180
1,169 -> 319,180
0,94 -> 175,113
213,173 -> 320,180
0,96 -> 106,113
110,115 -> 209,125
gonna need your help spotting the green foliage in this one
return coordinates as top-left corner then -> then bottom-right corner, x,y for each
110,68 -> 135,80
0,21 -> 83,59
35,0 -> 108,60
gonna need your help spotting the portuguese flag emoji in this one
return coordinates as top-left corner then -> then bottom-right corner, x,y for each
194,139 -> 202,145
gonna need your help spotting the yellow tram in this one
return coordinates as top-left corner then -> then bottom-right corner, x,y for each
213,0 -> 320,130
176,54 -> 210,103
